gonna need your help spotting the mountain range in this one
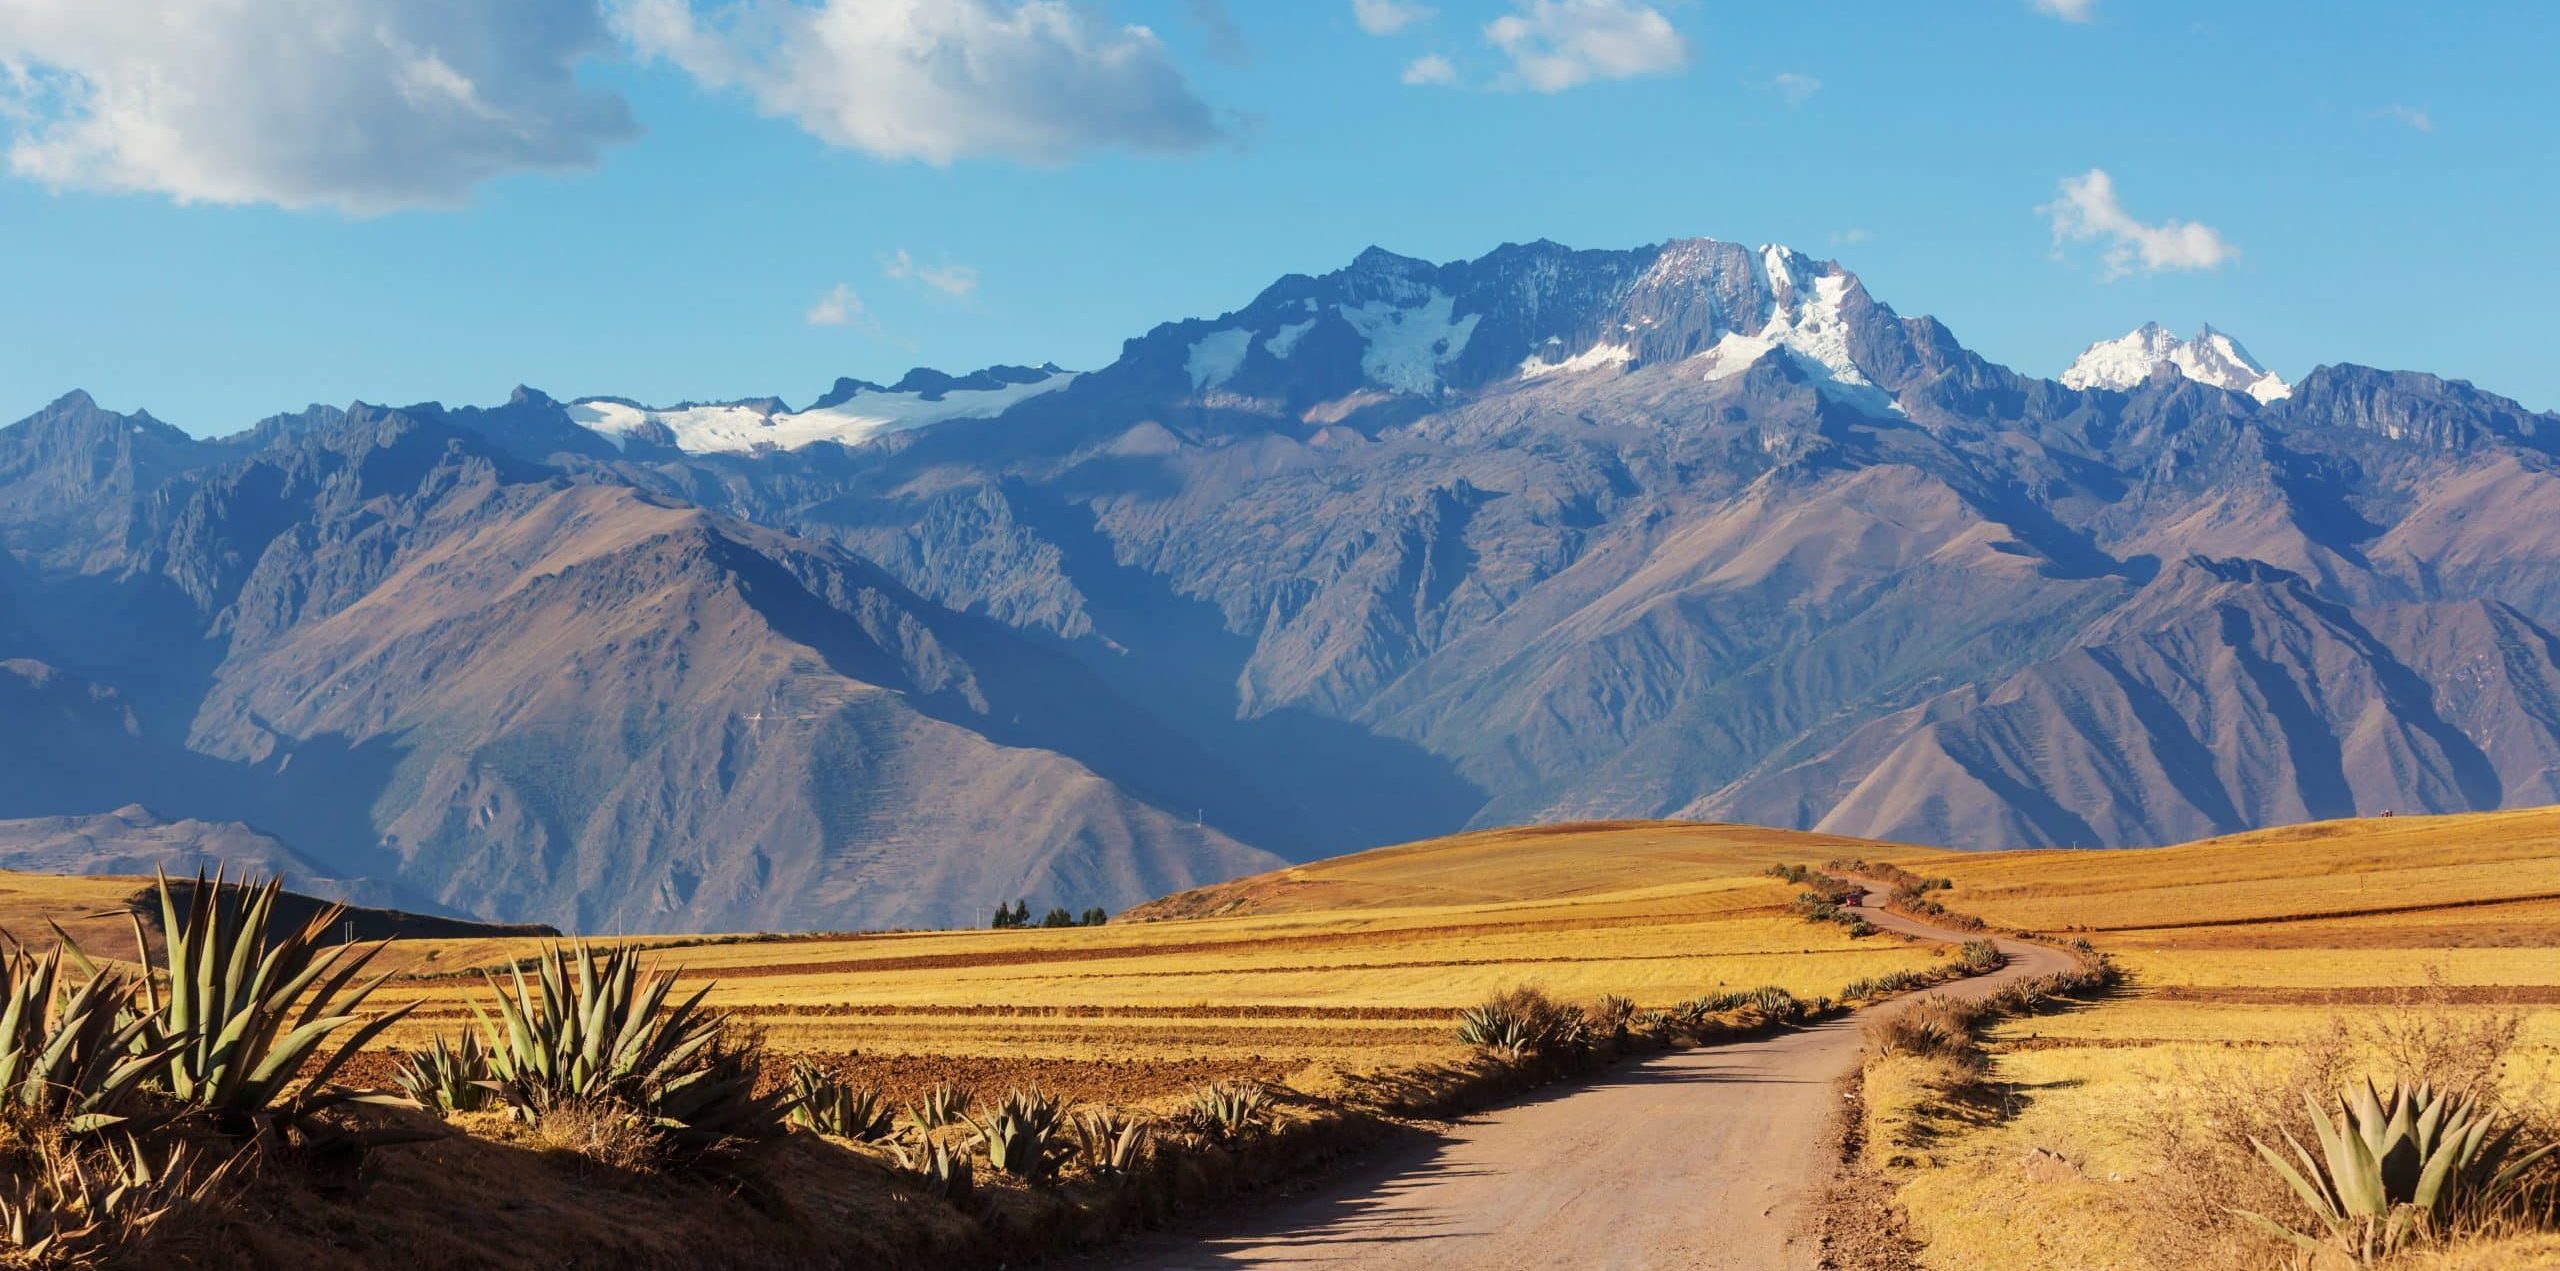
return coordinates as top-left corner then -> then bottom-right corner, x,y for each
6,235 -> 2560,932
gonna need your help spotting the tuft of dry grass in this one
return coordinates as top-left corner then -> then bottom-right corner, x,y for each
513,1100 -> 666,1176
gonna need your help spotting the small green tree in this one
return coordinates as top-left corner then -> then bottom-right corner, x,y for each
989,902 -> 1013,930
1039,907 -> 1074,928
1079,907 -> 1109,927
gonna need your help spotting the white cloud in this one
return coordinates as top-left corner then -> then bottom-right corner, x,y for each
1832,227 -> 1871,245
2379,103 -> 2434,132
2031,0 -> 2097,21
884,248 -> 978,299
0,0 -> 636,212
1401,53 -> 1458,86
1484,0 -> 1689,93
616,0 -> 1231,165
2040,168 -> 2238,280
805,282 -> 869,327
1353,0 -> 1434,36
1771,71 -> 1820,107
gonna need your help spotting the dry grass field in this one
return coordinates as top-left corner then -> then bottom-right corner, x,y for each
1861,807 -> 2560,1270
0,820 -> 1960,1108
357,821 -> 1958,1102
8,811 -> 2556,1267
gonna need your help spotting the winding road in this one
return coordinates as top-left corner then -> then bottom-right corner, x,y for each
1106,888 -> 2075,1270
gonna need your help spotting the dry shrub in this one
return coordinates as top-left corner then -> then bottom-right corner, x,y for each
2132,977 -> 2548,1270
522,1100 -> 663,1175
1863,998 -> 1991,1077
0,1125 -> 235,1268
1583,994 -> 1637,1037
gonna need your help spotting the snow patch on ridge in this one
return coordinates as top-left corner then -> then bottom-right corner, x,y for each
2062,323 -> 2290,402
1519,342 -> 1635,380
1264,320 -> 1316,360
569,370 -> 1076,454
1340,291 -> 1480,396
1185,328 -> 1253,390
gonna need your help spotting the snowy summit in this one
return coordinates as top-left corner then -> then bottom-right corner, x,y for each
2061,323 -> 2291,403
566,365 -> 1074,455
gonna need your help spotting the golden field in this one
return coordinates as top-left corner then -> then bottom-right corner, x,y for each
378,820 -> 1959,1097
9,809 -> 2558,1268
0,820 -> 1962,1105
1868,807 -> 2560,1270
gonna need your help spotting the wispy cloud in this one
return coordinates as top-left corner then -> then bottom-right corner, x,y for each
805,282 -> 870,328
1831,227 -> 1871,246
2040,168 -> 2237,280
2378,103 -> 2434,132
2031,0 -> 2098,22
1185,0 -> 1251,68
1401,54 -> 1459,86
1771,71 -> 1820,107
617,0 -> 1232,165
883,249 -> 979,300
1353,0 -> 1435,36
1485,0 -> 1689,93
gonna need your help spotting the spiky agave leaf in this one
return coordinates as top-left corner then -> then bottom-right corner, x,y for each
1182,1081 -> 1267,1147
889,1136 -> 974,1206
125,869 -> 414,1141
784,1060 -> 895,1141
0,944 -> 180,1137
2235,1078 -> 2558,1263
1072,1110 -> 1150,1177
904,1081 -> 971,1130
391,1032 -> 495,1115
473,943 -> 786,1164
0,1134 -> 239,1264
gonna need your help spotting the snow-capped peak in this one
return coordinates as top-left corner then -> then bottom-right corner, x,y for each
567,365 -> 1075,455
2061,323 -> 2291,403
1686,244 -> 1900,414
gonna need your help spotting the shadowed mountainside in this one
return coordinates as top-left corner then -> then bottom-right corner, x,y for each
8,236 -> 2560,929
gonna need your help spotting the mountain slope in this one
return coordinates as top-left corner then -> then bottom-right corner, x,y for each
11,233 -> 2560,924
186,480 -> 1276,930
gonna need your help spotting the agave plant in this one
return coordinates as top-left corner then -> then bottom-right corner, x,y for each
1746,985 -> 1803,1023
784,1061 -> 893,1142
890,1136 -> 975,1206
474,944 -> 789,1163
1454,1003 -> 1537,1056
904,1081 -> 971,1130
1954,940 -> 2004,975
2236,1079 -> 2556,1264
963,1086 -> 1069,1182
126,870 -> 414,1140
1072,1110 -> 1150,1177
390,1032 -> 494,1116
0,1136 -> 236,1265
0,945 -> 174,1136
1182,1081 -> 1266,1148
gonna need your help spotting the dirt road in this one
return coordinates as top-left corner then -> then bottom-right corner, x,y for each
1107,889 -> 2076,1269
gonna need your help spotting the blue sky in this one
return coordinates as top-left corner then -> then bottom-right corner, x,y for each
1,0 -> 2552,432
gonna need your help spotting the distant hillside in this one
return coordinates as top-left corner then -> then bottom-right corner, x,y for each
13,235 -> 2560,930
0,868 -> 557,963
1124,819 -> 1926,920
